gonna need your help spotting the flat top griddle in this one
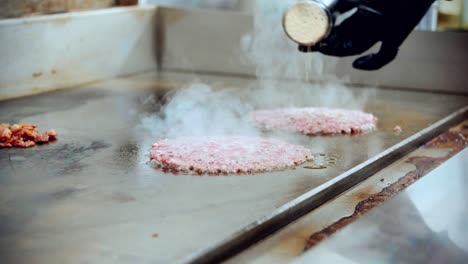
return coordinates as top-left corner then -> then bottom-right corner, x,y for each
0,71 -> 467,264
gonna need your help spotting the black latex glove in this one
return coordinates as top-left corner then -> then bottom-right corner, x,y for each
299,0 -> 436,70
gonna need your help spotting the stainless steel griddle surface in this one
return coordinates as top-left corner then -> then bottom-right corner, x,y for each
0,71 -> 467,264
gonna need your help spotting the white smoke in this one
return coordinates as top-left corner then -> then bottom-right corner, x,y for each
138,83 -> 258,139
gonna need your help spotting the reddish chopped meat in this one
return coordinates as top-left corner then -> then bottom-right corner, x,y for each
0,142 -> 12,148
36,133 -> 50,143
0,126 -> 12,140
47,129 -> 57,140
251,107 -> 377,135
0,123 -> 57,148
393,125 -> 403,135
13,138 -> 36,148
150,136 -> 313,175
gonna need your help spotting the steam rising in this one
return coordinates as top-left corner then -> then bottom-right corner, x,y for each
140,84 -> 258,138
241,0 -> 331,81
139,1 -> 374,140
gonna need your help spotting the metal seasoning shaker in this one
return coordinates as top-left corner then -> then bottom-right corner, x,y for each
283,0 -> 340,46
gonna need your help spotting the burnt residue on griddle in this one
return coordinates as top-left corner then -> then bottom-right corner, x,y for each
425,121 -> 468,148
53,141 -> 111,175
2,141 -> 112,177
303,164 -> 327,170
32,72 -> 43,78
304,126 -> 468,250
112,142 -> 139,171
303,154 -> 338,169
50,141 -> 110,158
51,187 -> 83,200
111,191 -> 137,204
353,185 -> 376,201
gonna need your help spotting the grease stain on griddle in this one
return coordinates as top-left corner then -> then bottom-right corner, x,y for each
111,191 -> 136,204
52,141 -> 110,157
112,142 -> 139,170
12,141 -> 112,176
350,184 -> 379,203
0,213 -> 26,237
304,126 -> 468,250
303,154 -> 338,170
9,155 -> 27,162
32,72 -> 43,78
303,164 -> 327,170
326,156 -> 337,164
51,186 -> 83,200
61,162 -> 87,175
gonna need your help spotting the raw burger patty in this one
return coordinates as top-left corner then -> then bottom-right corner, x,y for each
150,136 -> 313,175
251,107 -> 377,135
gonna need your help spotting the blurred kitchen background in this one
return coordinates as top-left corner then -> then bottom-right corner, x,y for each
0,0 -> 467,31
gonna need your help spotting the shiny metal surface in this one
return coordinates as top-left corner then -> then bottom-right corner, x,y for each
0,71 -> 467,263
0,6 -> 158,100
158,7 -> 468,93
296,148 -> 468,264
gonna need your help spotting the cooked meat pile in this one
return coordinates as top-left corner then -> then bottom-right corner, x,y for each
0,123 -> 57,148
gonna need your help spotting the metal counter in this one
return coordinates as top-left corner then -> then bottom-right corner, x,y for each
1,71 -> 467,263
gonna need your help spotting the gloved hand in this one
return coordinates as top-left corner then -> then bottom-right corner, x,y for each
299,0 -> 436,70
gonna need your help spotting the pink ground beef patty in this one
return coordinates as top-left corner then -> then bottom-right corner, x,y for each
150,136 -> 313,175
251,107 -> 377,135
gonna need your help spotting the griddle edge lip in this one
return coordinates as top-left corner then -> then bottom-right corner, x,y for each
182,105 -> 468,264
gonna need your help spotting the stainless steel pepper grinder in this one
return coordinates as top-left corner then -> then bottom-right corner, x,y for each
283,0 -> 340,46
